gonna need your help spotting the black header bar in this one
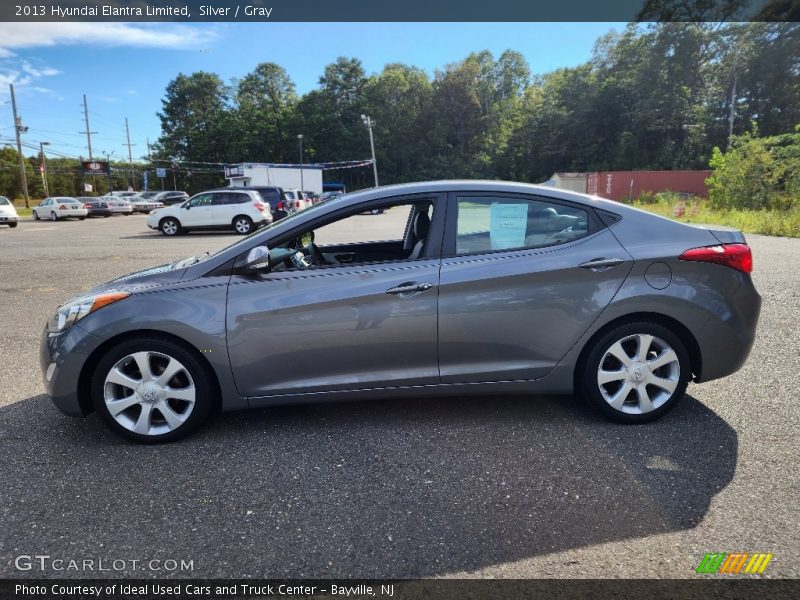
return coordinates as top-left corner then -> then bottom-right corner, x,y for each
1,1 -> 793,22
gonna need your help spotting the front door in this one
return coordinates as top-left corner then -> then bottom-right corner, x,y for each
226,195 -> 445,398
181,193 -> 214,227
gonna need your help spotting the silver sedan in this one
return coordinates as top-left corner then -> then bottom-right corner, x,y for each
32,197 -> 88,221
40,180 -> 761,442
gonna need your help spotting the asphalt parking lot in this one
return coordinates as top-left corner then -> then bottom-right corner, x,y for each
0,214 -> 798,578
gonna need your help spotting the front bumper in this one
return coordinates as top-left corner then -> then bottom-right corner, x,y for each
40,323 -> 102,417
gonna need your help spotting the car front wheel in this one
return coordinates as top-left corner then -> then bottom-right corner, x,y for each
160,217 -> 182,236
91,337 -> 215,443
233,215 -> 253,235
32,210 -> 39,220
581,322 -> 690,423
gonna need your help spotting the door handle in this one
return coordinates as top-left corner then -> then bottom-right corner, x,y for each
385,282 -> 435,295
578,257 -> 626,270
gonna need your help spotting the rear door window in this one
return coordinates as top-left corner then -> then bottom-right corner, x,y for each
454,196 -> 590,256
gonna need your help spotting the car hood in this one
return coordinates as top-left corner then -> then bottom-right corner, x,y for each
88,262 -> 189,295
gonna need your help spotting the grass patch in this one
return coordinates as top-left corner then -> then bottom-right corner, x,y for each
631,195 -> 800,239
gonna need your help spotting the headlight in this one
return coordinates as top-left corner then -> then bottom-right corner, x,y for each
47,291 -> 130,333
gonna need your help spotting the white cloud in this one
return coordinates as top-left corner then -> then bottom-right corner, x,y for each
0,60 -> 62,97
0,23 -> 219,53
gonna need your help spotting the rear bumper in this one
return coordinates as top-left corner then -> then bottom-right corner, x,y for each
40,324 -> 102,417
0,215 -> 18,223
694,278 -> 762,383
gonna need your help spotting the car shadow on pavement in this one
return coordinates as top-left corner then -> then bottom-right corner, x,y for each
0,393 -> 736,578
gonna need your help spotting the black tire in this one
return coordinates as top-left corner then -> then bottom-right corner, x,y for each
79,216 -> 86,221
9,221 -> 17,228
233,215 -> 253,235
50,211 -> 58,221
91,336 -> 215,443
580,321 -> 691,424
32,210 -> 39,220
160,217 -> 182,236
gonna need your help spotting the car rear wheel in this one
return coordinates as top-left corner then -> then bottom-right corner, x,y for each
79,216 -> 86,221
50,211 -> 58,221
581,322 -> 690,423
160,217 -> 182,236
233,215 -> 253,235
9,222 -> 17,228
91,337 -> 215,443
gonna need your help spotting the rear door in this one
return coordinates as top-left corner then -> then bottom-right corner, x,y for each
438,192 -> 632,383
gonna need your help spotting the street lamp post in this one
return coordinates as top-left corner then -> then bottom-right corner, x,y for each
297,134 -> 304,193
361,114 -> 379,187
102,151 -> 115,194
39,141 -> 50,197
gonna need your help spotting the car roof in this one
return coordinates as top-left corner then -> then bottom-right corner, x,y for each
319,180 -> 625,212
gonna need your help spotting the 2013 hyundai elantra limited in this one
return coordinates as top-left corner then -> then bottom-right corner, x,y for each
41,181 -> 761,442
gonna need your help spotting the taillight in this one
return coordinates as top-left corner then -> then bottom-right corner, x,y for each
59,204 -> 66,210
253,202 -> 265,211
84,204 -> 91,209
295,201 -> 301,208
276,202 -> 284,210
680,243 -> 752,274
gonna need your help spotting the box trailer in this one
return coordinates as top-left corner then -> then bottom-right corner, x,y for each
224,163 -> 323,194
586,170 -> 712,201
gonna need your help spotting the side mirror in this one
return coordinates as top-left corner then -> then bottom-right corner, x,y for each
242,246 -> 270,272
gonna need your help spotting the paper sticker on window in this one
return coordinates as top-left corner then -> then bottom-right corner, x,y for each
490,203 -> 528,250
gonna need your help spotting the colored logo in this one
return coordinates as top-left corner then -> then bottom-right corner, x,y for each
696,552 -> 773,574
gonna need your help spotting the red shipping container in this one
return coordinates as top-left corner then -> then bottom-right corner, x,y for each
586,170 -> 712,201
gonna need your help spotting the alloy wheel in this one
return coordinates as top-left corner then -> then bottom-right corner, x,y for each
103,351 -> 196,436
161,219 -> 178,236
234,218 -> 252,234
596,333 -> 680,415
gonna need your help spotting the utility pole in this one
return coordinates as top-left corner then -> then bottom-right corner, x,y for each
124,117 -> 136,191
40,141 -> 50,197
360,114 -> 379,187
9,83 -> 30,208
80,94 -> 98,194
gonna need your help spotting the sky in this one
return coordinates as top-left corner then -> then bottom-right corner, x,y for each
0,22 -> 626,162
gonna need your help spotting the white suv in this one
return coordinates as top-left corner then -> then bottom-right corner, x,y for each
146,189 -> 273,236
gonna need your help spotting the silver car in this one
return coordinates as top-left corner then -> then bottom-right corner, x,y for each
32,197 -> 89,221
0,195 -> 19,227
40,181 -> 761,442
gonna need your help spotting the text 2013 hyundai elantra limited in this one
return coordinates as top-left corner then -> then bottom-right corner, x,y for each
41,181 -> 761,442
